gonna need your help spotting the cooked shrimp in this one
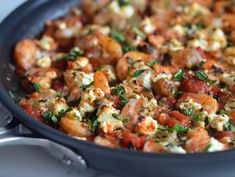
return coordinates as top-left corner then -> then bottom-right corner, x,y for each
59,116 -> 92,138
178,93 -> 219,114
14,39 -> 38,73
67,57 -> 93,73
185,127 -> 210,153
116,51 -> 151,80
94,70 -> 110,94
143,140 -> 164,153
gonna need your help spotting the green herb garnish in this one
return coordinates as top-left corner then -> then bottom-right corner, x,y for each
112,113 -> 119,119
118,0 -> 130,6
173,124 -> 189,134
43,111 -> 58,124
57,91 -> 62,98
133,27 -> 146,39
183,107 -> 193,116
134,69 -> 146,77
33,83 -> 41,92
195,70 -> 216,84
82,81 -> 94,91
154,138 -> 160,143
219,109 -> 228,115
111,31 -> 125,43
32,102 -> 39,109
64,47 -> 83,60
204,143 -> 211,152
149,60 -> 160,67
173,69 -> 185,81
91,119 -> 100,132
112,85 -> 128,108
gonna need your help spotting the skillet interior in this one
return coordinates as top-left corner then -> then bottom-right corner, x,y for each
0,1 -> 235,177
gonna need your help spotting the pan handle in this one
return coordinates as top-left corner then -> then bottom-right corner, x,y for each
0,103 -> 87,171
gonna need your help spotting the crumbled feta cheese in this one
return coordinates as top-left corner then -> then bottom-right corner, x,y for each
141,17 -> 156,34
64,70 -> 94,88
172,25 -> 186,37
207,138 -> 225,152
166,145 -> 186,154
136,116 -> 158,135
120,5 -> 135,18
168,39 -> 184,51
52,98 -> 69,116
66,108 -> 82,121
79,87 -> 105,116
36,56 -> 52,68
97,106 -> 123,133
109,0 -> 135,18
136,69 -> 152,89
152,73 -> 172,82
179,99 -> 202,114
141,98 -> 158,117
208,114 -> 229,131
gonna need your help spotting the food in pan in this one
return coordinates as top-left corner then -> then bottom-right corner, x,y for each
12,0 -> 235,153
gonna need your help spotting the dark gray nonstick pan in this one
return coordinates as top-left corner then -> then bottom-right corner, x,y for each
0,1 -> 235,177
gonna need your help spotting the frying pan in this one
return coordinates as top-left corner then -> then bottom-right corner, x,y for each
0,1 -> 235,177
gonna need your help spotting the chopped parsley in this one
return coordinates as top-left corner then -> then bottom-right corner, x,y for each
173,124 -> 189,134
43,111 -> 58,125
91,119 -> 100,132
173,88 -> 184,97
173,69 -> 185,81
154,138 -> 160,143
122,42 -> 136,53
193,111 -> 205,122
33,83 -> 41,92
64,47 -> 83,60
57,91 -> 63,98
112,85 -> 126,96
183,107 -> 193,116
149,60 -> 160,67
219,109 -> 228,115
111,31 -> 125,43
134,69 -> 146,77
110,31 -> 136,53
204,143 -> 211,152
32,102 -> 39,109
133,27 -> 146,39
112,113 -> 119,119
112,85 -> 128,108
195,70 -> 216,84
118,0 -> 130,6
119,94 -> 128,108
82,81 -> 94,91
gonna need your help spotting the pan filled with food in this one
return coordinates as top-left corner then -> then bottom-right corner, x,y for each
0,0 -> 235,177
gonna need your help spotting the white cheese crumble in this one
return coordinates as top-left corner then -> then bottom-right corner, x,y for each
141,17 -> 156,34
207,138 -> 225,152
97,106 -> 123,133
136,116 -> 158,135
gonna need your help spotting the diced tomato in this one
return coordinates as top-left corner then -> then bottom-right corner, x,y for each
215,131 -> 234,141
180,79 -> 209,94
21,104 -> 42,121
230,112 -> 235,121
122,130 -> 146,150
158,113 -> 177,128
52,80 -> 64,92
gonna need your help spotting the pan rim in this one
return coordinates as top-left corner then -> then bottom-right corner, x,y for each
0,0 -> 235,161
